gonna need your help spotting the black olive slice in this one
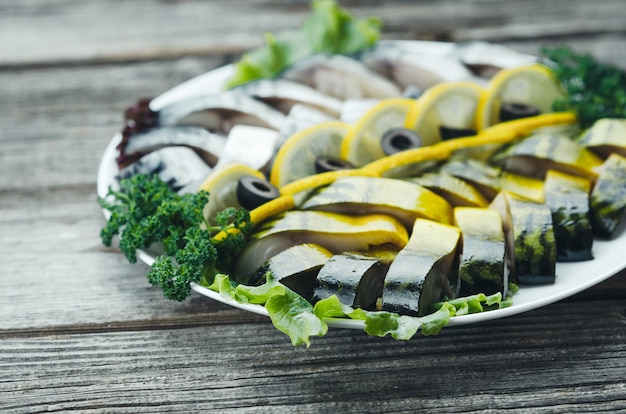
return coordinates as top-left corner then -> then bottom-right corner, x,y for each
499,102 -> 541,122
237,175 -> 280,210
439,125 -> 477,141
314,156 -> 355,174
380,128 -> 422,156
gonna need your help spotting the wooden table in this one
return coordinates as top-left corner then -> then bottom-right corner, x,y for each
2,1 -> 625,412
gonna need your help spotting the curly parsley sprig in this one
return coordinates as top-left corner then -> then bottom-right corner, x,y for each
541,46 -> 626,128
98,174 -> 252,301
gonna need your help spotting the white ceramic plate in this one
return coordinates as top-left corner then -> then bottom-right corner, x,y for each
97,41 -> 626,329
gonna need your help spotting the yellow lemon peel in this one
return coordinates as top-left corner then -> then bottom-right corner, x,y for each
476,63 -> 567,130
406,81 -> 486,144
340,98 -> 416,167
270,120 -> 351,188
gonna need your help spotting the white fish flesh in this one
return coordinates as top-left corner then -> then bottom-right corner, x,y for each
122,126 -> 227,167
158,90 -> 286,133
282,54 -> 402,100
215,124 -> 280,172
237,78 -> 343,117
275,104 -> 335,150
339,99 -> 379,124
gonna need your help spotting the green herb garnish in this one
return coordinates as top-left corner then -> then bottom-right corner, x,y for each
99,174 -> 251,301
541,46 -> 626,128
225,0 -> 382,89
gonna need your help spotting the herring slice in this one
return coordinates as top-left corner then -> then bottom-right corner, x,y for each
490,131 -> 603,181
253,243 -> 333,300
577,118 -> 626,159
282,54 -> 402,100
301,176 -> 453,228
380,219 -> 461,317
158,90 -> 286,133
312,250 -> 395,310
590,153 -> 626,239
232,211 -> 408,283
544,170 -> 594,261
120,126 -> 226,168
490,191 -> 556,285
454,207 -> 507,296
116,146 -> 212,194
407,172 -> 489,207
237,78 -> 343,117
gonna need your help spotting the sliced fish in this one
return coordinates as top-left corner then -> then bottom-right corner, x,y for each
457,41 -> 537,78
359,40 -> 480,90
116,146 -> 212,193
119,126 -> 227,168
158,90 -> 286,133
282,54 -> 402,100
237,78 -> 343,117
215,124 -> 280,172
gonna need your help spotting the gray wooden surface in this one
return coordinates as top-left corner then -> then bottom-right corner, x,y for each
1,1 -> 625,412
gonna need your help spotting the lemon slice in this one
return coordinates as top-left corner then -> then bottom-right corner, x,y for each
405,81 -> 485,146
340,98 -> 416,167
199,162 -> 264,225
477,64 -> 566,130
270,120 -> 350,188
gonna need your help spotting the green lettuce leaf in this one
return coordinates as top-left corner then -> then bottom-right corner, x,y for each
362,304 -> 455,339
209,273 -> 328,347
225,0 -> 382,89
204,273 -> 511,346
265,292 -> 328,347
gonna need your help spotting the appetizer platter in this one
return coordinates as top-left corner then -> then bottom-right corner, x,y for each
98,0 -> 626,345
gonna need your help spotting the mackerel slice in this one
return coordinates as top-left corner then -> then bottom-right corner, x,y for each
490,131 -> 603,181
158,90 -> 286,133
577,118 -> 626,158
121,126 -> 227,167
237,78 -> 343,117
116,146 -> 212,194
312,249 -> 396,310
590,153 -> 626,239
490,191 -> 556,285
453,207 -> 506,296
253,243 -> 333,300
544,170 -> 594,261
407,172 -> 489,207
301,176 -> 453,228
380,219 -> 461,317
439,157 -> 544,202
232,211 -> 408,283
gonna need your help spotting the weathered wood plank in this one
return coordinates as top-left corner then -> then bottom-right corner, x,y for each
1,0 -> 625,67
0,56 -> 223,192
1,298 -> 625,413
0,184 -> 266,333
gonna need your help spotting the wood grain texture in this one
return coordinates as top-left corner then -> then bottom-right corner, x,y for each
1,0 -> 626,67
1,299 -> 625,413
2,0 -> 626,412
